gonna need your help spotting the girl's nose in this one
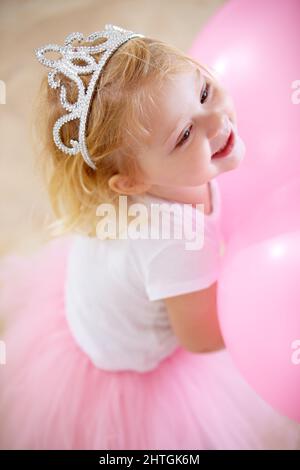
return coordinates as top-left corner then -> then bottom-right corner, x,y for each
204,112 -> 230,140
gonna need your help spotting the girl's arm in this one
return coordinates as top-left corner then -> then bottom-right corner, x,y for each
163,281 -> 225,353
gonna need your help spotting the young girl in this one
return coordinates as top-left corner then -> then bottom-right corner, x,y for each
0,24 -> 299,450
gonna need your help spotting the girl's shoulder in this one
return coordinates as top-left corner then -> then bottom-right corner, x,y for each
127,178 -> 223,269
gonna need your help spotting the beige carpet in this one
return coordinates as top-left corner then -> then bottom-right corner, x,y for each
0,0 -> 225,256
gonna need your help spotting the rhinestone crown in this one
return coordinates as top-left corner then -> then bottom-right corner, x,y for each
35,24 -> 145,170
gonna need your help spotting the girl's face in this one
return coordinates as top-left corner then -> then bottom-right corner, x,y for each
135,65 -> 245,191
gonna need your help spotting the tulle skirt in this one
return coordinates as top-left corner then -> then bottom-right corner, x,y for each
0,236 -> 299,450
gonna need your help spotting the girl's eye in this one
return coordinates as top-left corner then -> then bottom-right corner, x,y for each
200,81 -> 210,104
177,125 -> 193,148
176,82 -> 211,148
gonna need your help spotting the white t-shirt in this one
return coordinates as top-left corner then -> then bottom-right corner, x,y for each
64,178 -> 225,372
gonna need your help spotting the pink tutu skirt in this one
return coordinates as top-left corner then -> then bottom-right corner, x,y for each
0,236 -> 299,450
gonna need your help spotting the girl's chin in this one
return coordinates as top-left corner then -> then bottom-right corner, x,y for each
235,134 -> 246,162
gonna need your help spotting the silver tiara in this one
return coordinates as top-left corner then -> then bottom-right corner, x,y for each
35,24 -> 145,170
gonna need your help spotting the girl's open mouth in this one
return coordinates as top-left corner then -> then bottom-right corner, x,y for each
211,130 -> 235,159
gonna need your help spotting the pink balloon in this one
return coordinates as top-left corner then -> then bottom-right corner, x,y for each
189,0 -> 300,242
218,230 -> 300,423
226,176 -> 300,256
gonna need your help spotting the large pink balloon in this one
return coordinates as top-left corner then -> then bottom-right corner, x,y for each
226,176 -> 300,256
218,230 -> 300,423
189,0 -> 300,242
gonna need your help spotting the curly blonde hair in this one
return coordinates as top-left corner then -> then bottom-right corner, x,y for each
34,35 -> 208,238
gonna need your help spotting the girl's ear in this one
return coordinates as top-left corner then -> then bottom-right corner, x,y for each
108,174 -> 151,195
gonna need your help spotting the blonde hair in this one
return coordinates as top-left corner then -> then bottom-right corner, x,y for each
34,35 -> 210,238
